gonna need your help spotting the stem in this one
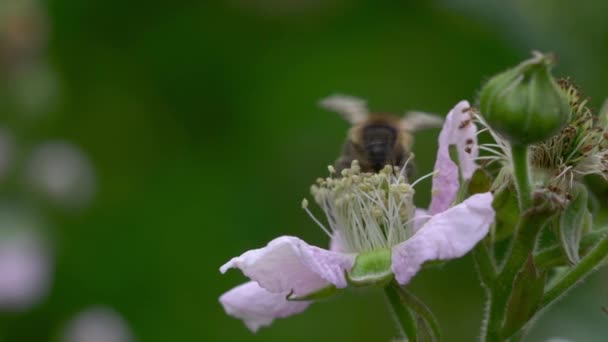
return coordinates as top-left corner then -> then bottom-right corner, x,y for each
500,211 -> 551,282
483,204 -> 553,341
541,235 -> 608,308
385,283 -> 417,341
511,144 -> 532,210
484,290 -> 505,342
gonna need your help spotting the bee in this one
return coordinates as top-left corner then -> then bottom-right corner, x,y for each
320,94 -> 443,180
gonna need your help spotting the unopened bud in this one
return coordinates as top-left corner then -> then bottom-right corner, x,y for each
479,52 -> 569,145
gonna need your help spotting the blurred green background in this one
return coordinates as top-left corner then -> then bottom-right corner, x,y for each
1,0 -> 608,341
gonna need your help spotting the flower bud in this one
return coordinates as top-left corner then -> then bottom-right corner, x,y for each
479,52 -> 569,145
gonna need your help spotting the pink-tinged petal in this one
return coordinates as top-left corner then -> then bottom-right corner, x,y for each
329,232 -> 347,253
429,101 -> 479,214
220,236 -> 355,296
428,104 -> 461,215
392,192 -> 494,285
451,103 -> 479,181
220,281 -> 311,332
412,208 -> 430,233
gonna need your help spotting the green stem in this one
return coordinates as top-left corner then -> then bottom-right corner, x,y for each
541,235 -> 608,308
483,207 -> 553,341
385,283 -> 417,341
511,144 -> 532,210
484,289 -> 506,342
500,211 -> 551,282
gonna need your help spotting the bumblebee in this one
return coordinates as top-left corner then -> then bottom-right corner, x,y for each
320,94 -> 443,180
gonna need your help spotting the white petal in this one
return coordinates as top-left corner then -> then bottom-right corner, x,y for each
412,208 -> 430,233
392,192 -> 494,285
220,281 -> 310,332
428,101 -> 479,214
451,102 -> 479,181
220,236 -> 355,296
428,103 -> 461,214
329,232 -> 347,253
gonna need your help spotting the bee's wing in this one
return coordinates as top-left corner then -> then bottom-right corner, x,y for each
400,111 -> 444,132
319,94 -> 369,124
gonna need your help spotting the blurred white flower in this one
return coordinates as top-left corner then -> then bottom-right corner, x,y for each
0,205 -> 52,311
26,141 -> 96,209
0,127 -> 15,182
62,307 -> 134,342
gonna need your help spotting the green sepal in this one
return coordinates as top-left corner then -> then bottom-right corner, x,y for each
287,285 -> 338,301
386,281 -> 441,342
535,227 -> 608,270
558,184 -> 589,264
502,254 -> 546,337
347,249 -> 393,287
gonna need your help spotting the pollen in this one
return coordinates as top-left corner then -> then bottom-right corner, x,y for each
303,160 -> 418,253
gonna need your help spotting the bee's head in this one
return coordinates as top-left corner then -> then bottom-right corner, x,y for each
361,122 -> 398,170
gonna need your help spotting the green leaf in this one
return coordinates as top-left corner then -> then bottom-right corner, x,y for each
467,168 -> 492,195
535,227 -> 608,270
492,185 -> 520,241
502,254 -> 546,337
559,184 -> 589,264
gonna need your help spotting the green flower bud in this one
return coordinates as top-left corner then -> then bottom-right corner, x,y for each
479,52 -> 569,145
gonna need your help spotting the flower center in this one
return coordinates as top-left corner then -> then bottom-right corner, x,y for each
303,160 -> 418,253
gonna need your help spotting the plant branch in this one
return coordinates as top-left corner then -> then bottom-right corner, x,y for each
541,234 -> 608,308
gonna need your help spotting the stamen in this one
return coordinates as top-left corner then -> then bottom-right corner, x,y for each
399,153 -> 415,179
410,171 -> 436,188
302,198 -> 332,238
308,163 -> 417,252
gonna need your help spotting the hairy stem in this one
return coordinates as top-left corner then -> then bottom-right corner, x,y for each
483,183 -> 553,341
